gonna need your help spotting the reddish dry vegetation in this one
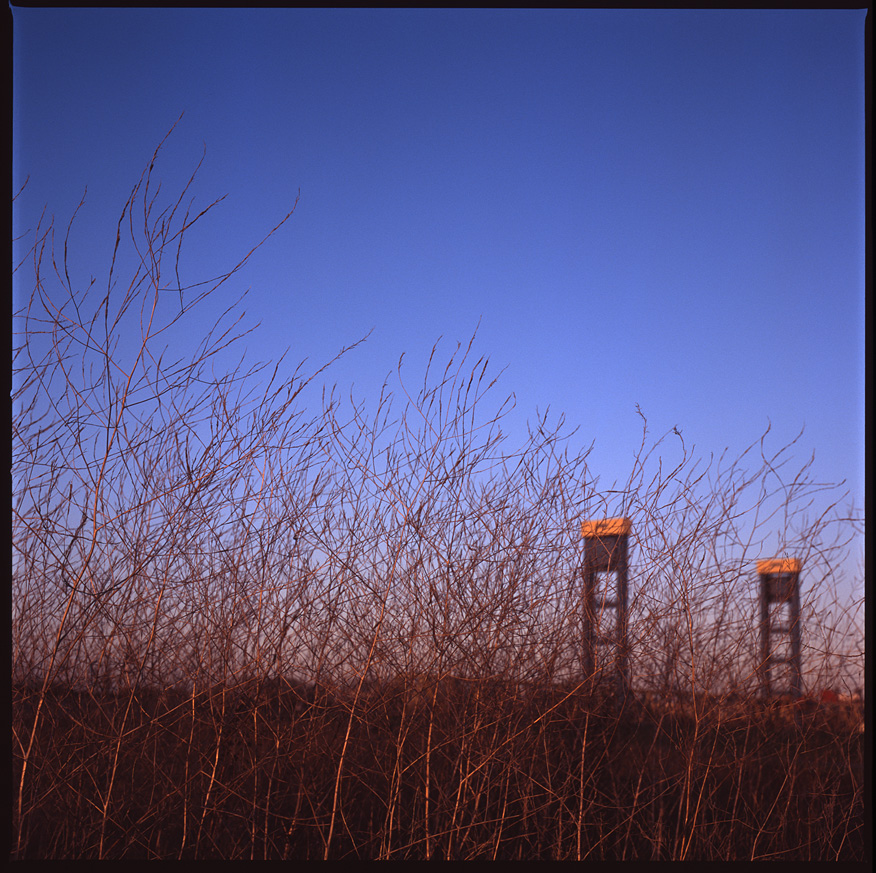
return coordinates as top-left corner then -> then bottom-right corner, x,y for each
12,678 -> 865,860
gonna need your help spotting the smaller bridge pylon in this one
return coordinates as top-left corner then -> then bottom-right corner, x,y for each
757,558 -> 803,699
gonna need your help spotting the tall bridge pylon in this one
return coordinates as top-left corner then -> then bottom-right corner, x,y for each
580,517 -> 631,696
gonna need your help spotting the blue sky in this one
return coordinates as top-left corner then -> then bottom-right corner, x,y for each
13,9 -> 865,594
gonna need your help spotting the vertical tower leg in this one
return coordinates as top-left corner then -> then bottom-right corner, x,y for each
789,578 -> 802,698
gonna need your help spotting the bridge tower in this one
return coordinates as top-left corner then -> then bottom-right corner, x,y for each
757,558 -> 803,698
580,517 -> 631,696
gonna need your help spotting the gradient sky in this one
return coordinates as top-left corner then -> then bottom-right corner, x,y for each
13,9 -> 866,595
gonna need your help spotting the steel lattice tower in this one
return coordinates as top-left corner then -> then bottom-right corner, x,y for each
580,517 -> 631,696
757,558 -> 803,699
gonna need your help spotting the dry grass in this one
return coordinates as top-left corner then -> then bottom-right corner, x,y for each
11,679 -> 865,860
